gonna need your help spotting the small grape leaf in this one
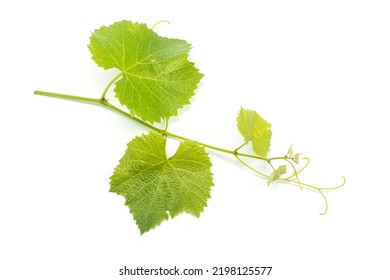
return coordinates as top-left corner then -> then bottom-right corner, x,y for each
88,20 -> 203,123
292,153 -> 301,164
110,132 -> 213,234
267,165 -> 287,186
286,144 -> 294,158
236,107 -> 272,157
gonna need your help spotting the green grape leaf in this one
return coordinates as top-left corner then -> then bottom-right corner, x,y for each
267,165 -> 287,186
236,107 -> 272,157
88,20 -> 203,123
110,132 -> 213,234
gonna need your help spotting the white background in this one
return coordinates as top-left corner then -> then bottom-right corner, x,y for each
1,1 -> 389,279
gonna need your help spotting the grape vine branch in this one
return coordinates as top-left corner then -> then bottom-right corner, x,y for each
34,20 -> 345,234
34,84 -> 345,215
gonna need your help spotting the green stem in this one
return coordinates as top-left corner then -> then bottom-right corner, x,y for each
33,90 -> 263,160
234,142 -> 247,152
33,91 -> 331,167
100,72 -> 123,101
34,90 -> 345,215
101,101 -> 163,133
234,155 -> 269,178
163,119 -> 169,131
34,91 -> 101,103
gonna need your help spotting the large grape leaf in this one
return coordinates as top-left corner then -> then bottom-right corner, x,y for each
110,132 -> 213,234
88,20 -> 203,123
237,107 -> 272,157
